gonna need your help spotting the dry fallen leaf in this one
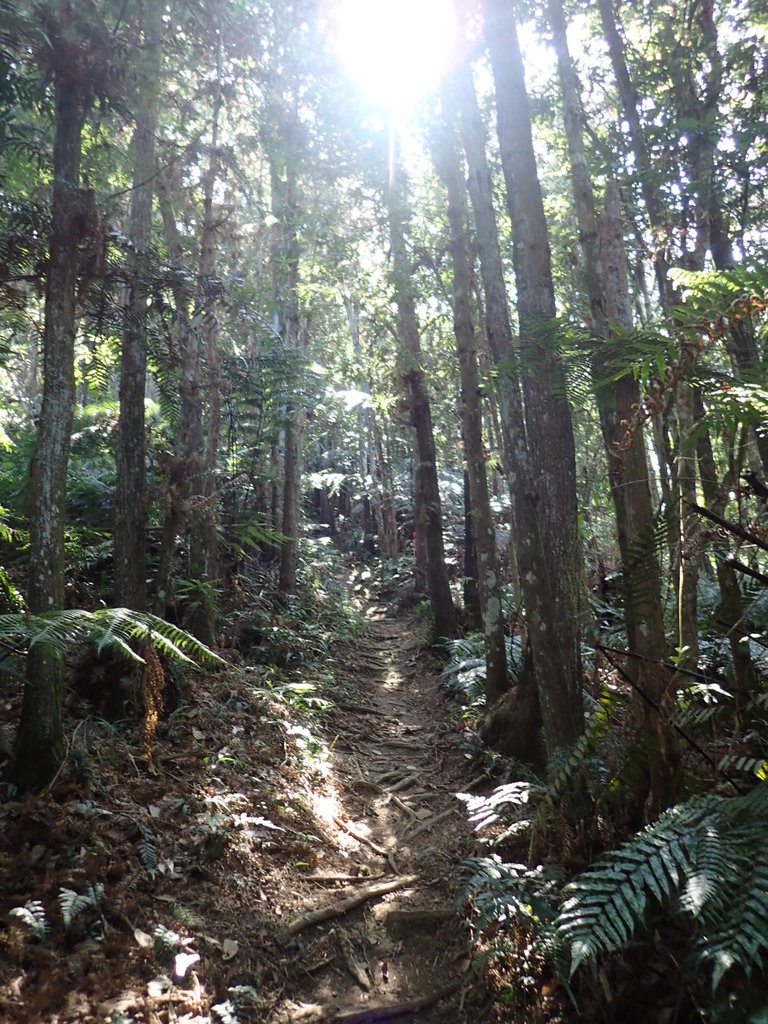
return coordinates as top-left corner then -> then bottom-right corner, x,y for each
133,928 -> 153,949
222,938 -> 239,961
174,951 -> 201,978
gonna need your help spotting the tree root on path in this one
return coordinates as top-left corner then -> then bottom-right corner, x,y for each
321,977 -> 464,1022
284,875 -> 419,937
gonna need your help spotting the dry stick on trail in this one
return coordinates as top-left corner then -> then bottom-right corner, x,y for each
332,815 -> 390,857
284,875 -> 419,937
323,977 -> 464,1023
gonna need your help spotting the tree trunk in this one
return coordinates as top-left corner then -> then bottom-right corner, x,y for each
547,0 -> 680,815
447,50 -> 553,760
385,156 -> 457,640
484,0 -> 583,754
269,101 -> 305,599
14,54 -> 86,791
432,116 -> 509,703
114,0 -> 161,611
463,471 -> 481,630
156,175 -> 204,617
694,391 -> 759,701
191,55 -> 224,642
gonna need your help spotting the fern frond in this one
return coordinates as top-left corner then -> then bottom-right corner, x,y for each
58,883 -> 104,929
137,823 -> 158,877
0,607 -> 226,667
559,785 -> 768,986
8,900 -> 49,942
459,855 -> 560,934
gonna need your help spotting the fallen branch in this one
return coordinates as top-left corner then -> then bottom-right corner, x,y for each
323,977 -> 463,1022
333,815 -> 389,857
381,907 -> 456,925
307,873 -> 386,883
405,807 -> 455,841
284,875 -> 419,937
386,772 -> 420,794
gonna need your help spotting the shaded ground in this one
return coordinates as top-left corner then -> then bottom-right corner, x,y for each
0,594 -> 491,1022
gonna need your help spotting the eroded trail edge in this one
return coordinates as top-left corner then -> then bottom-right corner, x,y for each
268,607 -> 477,1023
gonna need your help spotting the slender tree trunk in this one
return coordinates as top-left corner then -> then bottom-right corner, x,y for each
386,156 -> 457,640
484,0 -> 583,754
14,54 -> 86,791
694,391 -> 758,701
156,176 -> 204,616
547,0 -> 679,814
269,101 -> 305,598
447,53 -> 550,761
114,0 -> 161,611
462,471 -> 481,629
191,57 -> 225,642
433,117 -> 509,702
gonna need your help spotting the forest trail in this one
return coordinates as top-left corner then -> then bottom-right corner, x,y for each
266,603 -> 479,1023
0,594 -> 489,1024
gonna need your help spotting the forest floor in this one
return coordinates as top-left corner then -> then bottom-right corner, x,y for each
0,585 -> 559,1023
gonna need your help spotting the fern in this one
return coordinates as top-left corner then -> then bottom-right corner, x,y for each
558,784 -> 768,987
8,900 -> 49,942
0,607 -> 225,667
460,856 -> 560,932
58,883 -> 104,930
153,923 -> 182,957
137,823 -> 158,877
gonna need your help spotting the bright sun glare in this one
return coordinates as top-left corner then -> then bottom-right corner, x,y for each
330,0 -> 458,116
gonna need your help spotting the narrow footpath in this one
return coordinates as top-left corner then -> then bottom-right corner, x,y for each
267,601 -> 481,1023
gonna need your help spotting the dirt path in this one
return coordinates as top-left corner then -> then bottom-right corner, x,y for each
267,604 -> 479,1023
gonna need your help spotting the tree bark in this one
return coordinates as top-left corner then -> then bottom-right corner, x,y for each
114,0 -> 161,611
385,156 -> 457,641
156,175 -> 204,617
270,99 -> 305,599
484,0 -> 583,754
14,37 -> 87,791
547,0 -> 680,815
190,48 -> 224,642
432,116 -> 509,703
